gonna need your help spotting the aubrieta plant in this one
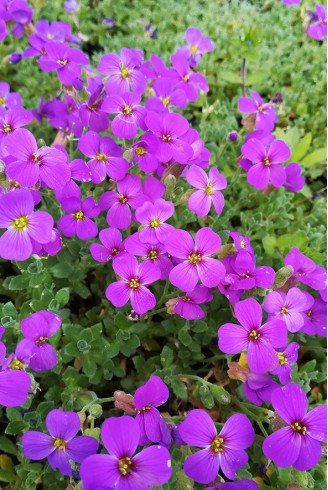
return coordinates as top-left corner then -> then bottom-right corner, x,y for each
0,0 -> 326,489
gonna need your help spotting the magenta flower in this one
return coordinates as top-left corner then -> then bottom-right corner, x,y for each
263,383 -> 327,470
34,228 -> 62,257
173,285 -> 213,320
102,92 -> 147,139
146,77 -> 187,113
222,254 -> 275,291
21,310 -> 61,372
0,81 -> 22,112
244,372 -> 280,407
80,416 -> 172,490
124,232 -> 172,280
99,175 -> 145,229
90,228 -> 124,263
0,339 -> 30,407
241,138 -> 290,189
238,91 -> 278,132
0,107 -> 32,150
22,409 -> 99,476
143,175 -> 165,202
78,131 -> 128,183
263,287 -> 307,332
106,253 -> 160,314
301,291 -> 327,337
307,5 -> 327,41
79,84 -> 109,133
270,342 -> 300,384
218,298 -> 288,374
0,189 -> 53,261
225,231 -> 254,255
132,136 -> 160,172
134,376 -> 169,444
166,228 -> 225,291
284,162 -> 305,192
141,54 -> 168,79
186,166 -> 227,217
168,52 -> 209,101
58,196 -> 99,240
144,111 -> 193,164
179,409 -> 254,483
135,198 -> 174,244
178,26 -> 214,67
98,47 -> 146,95
55,158 -> 92,203
38,41 -> 89,85
4,128 -> 70,189
284,247 -> 327,291
2,338 -> 33,371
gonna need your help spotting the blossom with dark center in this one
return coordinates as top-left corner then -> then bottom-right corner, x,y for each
300,291 -> 327,337
135,198 -> 174,244
146,77 -> 187,113
270,342 -> 300,384
58,196 -> 100,240
102,92 -> 147,139
132,137 -> 160,172
284,162 -> 305,192
90,228 -> 124,263
238,91 -> 278,132
177,26 -> 214,67
167,52 -> 209,101
307,4 -> 327,41
186,166 -> 227,217
225,230 -> 254,255
79,84 -> 109,133
171,284 -> 213,320
264,287 -> 308,332
284,247 -> 327,291
222,253 -> 275,291
0,107 -> 32,150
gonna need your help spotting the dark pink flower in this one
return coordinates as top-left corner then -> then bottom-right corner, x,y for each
186,166 -> 227,217
58,196 -> 99,240
102,92 -> 147,139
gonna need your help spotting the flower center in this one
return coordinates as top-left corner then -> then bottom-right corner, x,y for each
73,211 -> 85,221
182,297 -> 191,302
296,271 -> 306,276
182,74 -> 190,82
118,194 -> 128,204
280,306 -> 289,315
122,105 -> 133,116
88,102 -> 99,112
120,66 -> 130,79
0,97 -> 5,105
35,336 -> 48,345
204,183 -> 214,196
135,145 -> 147,156
240,240 -> 246,249
32,152 -> 42,165
57,59 -> 68,66
148,250 -> 159,260
242,273 -> 251,278
258,104 -> 265,113
2,123 -> 12,133
53,438 -> 67,450
137,403 -> 151,414
111,248 -> 119,256
188,252 -> 202,265
10,180 -> 20,188
263,157 -> 271,166
161,96 -> 170,107
249,329 -> 261,341
118,456 -> 133,476
12,216 -> 29,232
278,352 -> 288,366
306,309 -> 312,319
162,133 -> 171,142
129,278 -> 140,289
149,218 -> 161,228
9,357 -> 24,370
291,421 -> 307,436
190,44 -> 198,54
95,153 -> 108,162
210,435 -> 225,453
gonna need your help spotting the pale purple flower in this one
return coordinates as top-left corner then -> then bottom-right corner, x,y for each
262,383 -> 327,470
284,162 -> 305,192
106,253 -> 160,314
174,285 -> 213,320
307,5 -> 327,40
222,253 -> 275,291
284,247 -> 327,291
177,26 -> 214,67
270,342 -> 300,384
58,196 -> 99,240
54,158 -> 91,202
135,198 -> 174,244
79,84 -> 109,133
0,107 -> 32,150
0,81 -> 22,112
180,128 -> 210,168
90,228 -> 124,262
168,52 -> 209,101
186,166 -> 227,217
146,77 -> 187,113
21,310 -> 61,372
102,92 -> 147,139
218,298 -> 288,374
238,91 -> 278,132
80,416 -> 172,490
22,409 -> 98,476
0,338 -> 30,407
132,136 -> 160,172
264,287 -> 308,332
179,410 -> 254,483
241,138 -> 290,190
141,54 -> 168,80
165,228 -> 225,291
243,371 -> 280,406
301,291 -> 327,337
33,228 -> 62,257
225,231 -> 254,255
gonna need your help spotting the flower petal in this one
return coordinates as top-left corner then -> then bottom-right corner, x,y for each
262,427 -> 301,467
101,416 -> 139,458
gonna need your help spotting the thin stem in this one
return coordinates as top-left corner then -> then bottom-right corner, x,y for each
241,58 -> 247,97
147,306 -> 167,318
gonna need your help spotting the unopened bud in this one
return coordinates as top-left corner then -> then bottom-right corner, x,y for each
123,148 -> 134,163
228,131 -> 239,141
270,412 -> 288,431
215,243 -> 236,260
162,163 -> 184,181
37,139 -> 46,147
166,297 -> 178,315
227,362 -> 249,382
262,183 -> 275,196
83,427 -> 101,440
89,404 -> 103,418
180,188 -> 194,204
272,92 -> 283,104
209,384 -> 231,405
163,174 -> 177,199
273,265 -> 294,290
72,77 -> 84,91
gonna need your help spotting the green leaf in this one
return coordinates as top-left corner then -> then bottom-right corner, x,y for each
301,147 -> 327,167
55,288 -> 70,307
5,421 -> 28,435
290,133 -> 312,161
0,470 -> 18,483
0,436 -> 18,456
171,379 -> 188,401
219,71 -> 241,84
262,236 -> 277,255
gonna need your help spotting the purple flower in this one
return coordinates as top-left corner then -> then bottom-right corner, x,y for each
64,0 -> 79,13
22,409 -> 98,476
141,54 -> 168,80
270,342 -> 300,384
78,131 -> 128,183
8,0 -> 33,38
144,111 -> 193,164
134,376 -> 169,444
178,26 -> 214,67
222,253 -> 275,291
0,19 -> 8,42
3,338 -> 33,371
307,5 -> 327,41
4,128 -> 70,189
58,196 -> 99,240
90,228 -> 124,263
102,17 -> 115,28
142,175 -> 165,202
282,0 -> 301,4
284,162 -> 305,192
79,85 -> 109,133
218,298 -> 287,374
165,228 -> 225,291
238,91 -> 278,132
0,189 -> 53,261
124,232 -> 173,280
80,416 -> 172,489
39,41 -> 89,85
0,339 -> 30,407
263,287 -> 308,332
179,409 -> 254,483
262,383 -> 327,470
21,310 -> 61,372
99,175 -> 145,229
186,166 -> 227,217
173,285 -> 213,320
55,158 -> 92,202
98,47 -> 146,95
135,198 -> 174,244
132,137 -> 160,172
106,253 -> 160,314
168,52 -> 209,101
146,77 -> 187,113
9,52 -> 22,64
0,81 -> 22,111
102,92 -> 146,139
284,247 -> 327,291
0,107 -> 32,150
244,371 -> 280,406
301,291 -> 327,337
34,228 -> 62,257
241,138 -> 290,190
225,231 -> 254,255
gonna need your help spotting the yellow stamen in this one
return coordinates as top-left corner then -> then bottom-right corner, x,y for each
12,216 -> 29,232
204,183 -> 214,196
161,96 -> 170,107
120,66 -> 130,79
162,134 -> 171,142
280,306 -> 289,315
211,436 -> 224,453
118,456 -> 132,476
291,421 -> 307,435
307,310 -> 312,319
3,124 -> 12,133
0,97 -> 5,105
249,329 -> 260,341
9,357 -> 24,370
57,59 -> 68,66
263,157 -> 271,166
148,250 -> 159,260
73,211 -> 85,221
53,438 -> 67,450
122,105 -> 133,116
35,336 -> 48,345
149,218 -> 161,229
258,104 -> 265,113
240,240 -> 246,249
32,152 -> 41,164
188,252 -> 201,265
137,403 -> 151,414
118,194 -> 128,204
278,352 -> 288,366
190,44 -> 198,54
95,153 -> 108,162
135,146 -> 147,156
129,278 -> 140,289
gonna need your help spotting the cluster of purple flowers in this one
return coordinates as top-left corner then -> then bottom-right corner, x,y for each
282,2 -> 327,41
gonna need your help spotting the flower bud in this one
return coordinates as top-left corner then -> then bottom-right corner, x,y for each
209,384 -> 231,404
89,404 -> 103,418
227,362 -> 249,382
228,131 -> 239,141
164,174 -> 177,199
9,52 -> 22,64
72,77 -> 84,91
166,297 -> 178,314
123,148 -> 134,163
273,265 -> 294,290
83,427 -> 101,440
162,163 -> 184,181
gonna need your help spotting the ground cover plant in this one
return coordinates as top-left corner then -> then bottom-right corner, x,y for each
0,0 -> 326,489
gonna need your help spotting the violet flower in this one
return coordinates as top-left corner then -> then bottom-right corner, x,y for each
80,416 -> 172,489
22,409 -> 99,476
90,228 -> 124,263
301,291 -> 327,337
168,52 -> 209,102
173,284 -> 213,320
270,342 -> 300,384
58,196 -> 99,240
307,5 -> 327,41
141,54 -> 168,80
238,91 -> 278,132
102,92 -> 147,139
222,253 -> 275,291
135,198 -> 174,244
0,81 -> 22,111
0,338 -> 30,407
178,26 -> 214,67
179,409 -> 254,483
263,287 -> 308,332
262,383 -> 327,470
186,166 -> 227,217
146,77 -> 187,113
106,253 -> 160,314
241,138 -> 290,190
244,371 -> 280,406
218,298 -> 287,374
0,107 -> 32,150
79,84 -> 109,133
54,158 -> 92,202
165,227 -> 225,291
225,231 -> 254,255
284,247 -> 327,291
142,175 -> 165,202
0,189 -> 53,261
132,136 -> 160,172
284,162 -> 305,192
